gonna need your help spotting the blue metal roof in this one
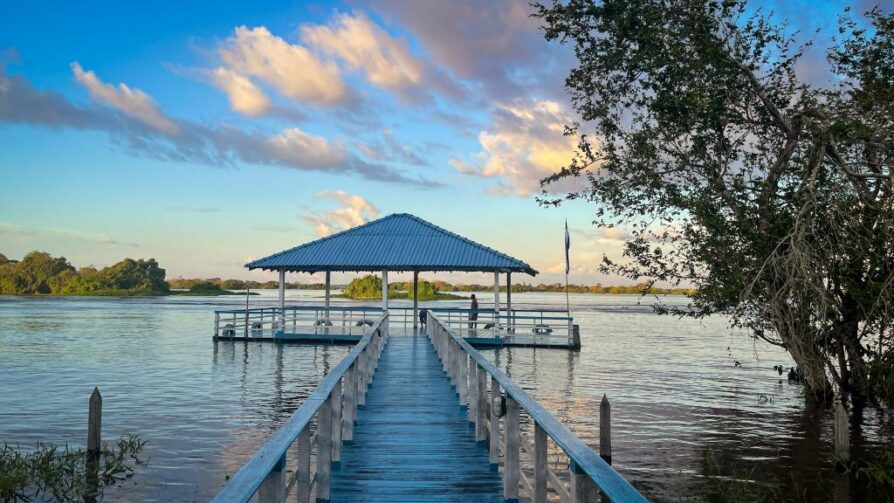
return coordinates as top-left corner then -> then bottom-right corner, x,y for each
246,213 -> 537,275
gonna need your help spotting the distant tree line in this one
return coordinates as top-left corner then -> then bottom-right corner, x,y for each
0,251 -> 168,295
0,252 -> 694,297
166,277 -> 327,291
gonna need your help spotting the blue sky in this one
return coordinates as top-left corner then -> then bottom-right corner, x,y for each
0,0 -> 881,284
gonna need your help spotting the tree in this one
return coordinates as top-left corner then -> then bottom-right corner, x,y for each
535,1 -> 894,402
344,275 -> 383,299
0,251 -> 76,294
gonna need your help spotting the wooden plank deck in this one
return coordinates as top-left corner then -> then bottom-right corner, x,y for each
330,331 -> 505,503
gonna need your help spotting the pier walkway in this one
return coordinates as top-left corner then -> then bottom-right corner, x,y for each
212,313 -> 646,503
331,331 -> 504,502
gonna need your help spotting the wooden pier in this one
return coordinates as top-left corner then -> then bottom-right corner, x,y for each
331,332 -> 504,502
212,312 -> 645,503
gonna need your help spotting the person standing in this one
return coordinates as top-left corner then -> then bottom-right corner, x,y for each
468,294 -> 478,331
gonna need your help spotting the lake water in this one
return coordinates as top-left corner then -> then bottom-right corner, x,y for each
0,292 -> 890,501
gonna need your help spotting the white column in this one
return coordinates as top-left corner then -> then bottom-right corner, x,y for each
506,272 -> 512,332
278,270 -> 286,331
493,271 -> 501,330
324,271 -> 331,317
413,271 -> 419,329
381,270 -> 389,312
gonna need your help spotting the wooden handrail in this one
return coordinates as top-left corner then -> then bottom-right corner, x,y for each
211,314 -> 388,503
427,313 -> 646,503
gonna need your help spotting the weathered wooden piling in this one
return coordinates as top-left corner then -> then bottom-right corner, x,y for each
834,399 -> 849,462
600,394 -> 612,464
86,387 -> 102,503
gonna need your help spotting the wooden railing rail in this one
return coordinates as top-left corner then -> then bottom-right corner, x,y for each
427,313 -> 646,503
211,314 -> 389,503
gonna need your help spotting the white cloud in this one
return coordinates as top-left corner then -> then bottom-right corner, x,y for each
70,62 -> 178,134
451,99 -> 579,196
302,12 -> 423,92
301,190 -> 379,236
219,26 -> 346,106
264,128 -> 346,167
208,67 -> 270,116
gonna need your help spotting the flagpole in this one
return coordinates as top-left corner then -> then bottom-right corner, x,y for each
564,219 -> 571,315
565,269 -> 570,314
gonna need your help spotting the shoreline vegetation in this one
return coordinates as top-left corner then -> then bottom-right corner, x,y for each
0,251 -> 694,298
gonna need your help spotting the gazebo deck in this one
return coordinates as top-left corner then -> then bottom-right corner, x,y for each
213,305 -> 579,349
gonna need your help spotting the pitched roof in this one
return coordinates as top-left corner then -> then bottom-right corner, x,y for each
246,213 -> 537,275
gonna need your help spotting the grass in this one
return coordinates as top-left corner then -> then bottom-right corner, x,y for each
0,435 -> 147,502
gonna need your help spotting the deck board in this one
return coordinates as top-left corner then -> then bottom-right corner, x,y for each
330,333 -> 504,503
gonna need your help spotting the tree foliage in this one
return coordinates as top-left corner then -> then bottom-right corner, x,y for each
535,1 -> 894,402
0,252 -> 169,295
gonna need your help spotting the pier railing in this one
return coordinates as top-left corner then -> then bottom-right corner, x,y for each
214,306 -> 386,338
212,314 -> 389,503
429,307 -> 576,346
427,313 -> 646,503
214,305 -> 575,346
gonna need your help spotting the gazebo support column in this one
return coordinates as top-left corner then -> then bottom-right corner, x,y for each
413,271 -> 419,329
381,271 -> 389,312
506,272 -> 512,333
324,271 -> 331,318
278,270 -> 285,332
493,272 -> 501,330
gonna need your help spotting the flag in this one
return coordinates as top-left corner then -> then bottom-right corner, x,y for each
564,220 -> 571,275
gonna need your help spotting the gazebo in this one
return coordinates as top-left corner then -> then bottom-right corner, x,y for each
246,213 -> 538,329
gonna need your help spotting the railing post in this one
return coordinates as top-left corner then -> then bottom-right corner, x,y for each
489,375 -> 499,465
343,365 -> 356,442
468,355 -> 478,422
357,350 -> 367,406
600,394 -> 612,464
295,427 -> 311,503
534,423 -> 548,503
504,396 -> 519,502
476,366 -> 487,442
317,396 -> 333,502
332,376 -> 343,467
458,351 -> 468,407
572,461 -> 598,503
257,453 -> 285,502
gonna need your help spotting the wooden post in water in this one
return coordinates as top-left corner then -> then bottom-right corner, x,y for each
295,427 -> 311,503
600,394 -> 612,464
86,387 -> 102,503
834,399 -> 850,461
214,312 -> 220,337
503,396 -> 520,502
534,423 -> 548,503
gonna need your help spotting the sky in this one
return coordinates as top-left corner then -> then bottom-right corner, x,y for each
0,0 -> 884,285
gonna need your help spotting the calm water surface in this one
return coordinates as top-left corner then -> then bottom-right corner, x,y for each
0,292 -> 890,502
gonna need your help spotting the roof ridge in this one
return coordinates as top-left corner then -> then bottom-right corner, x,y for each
246,213 -> 537,274
400,214 -> 532,268
247,214 -> 400,265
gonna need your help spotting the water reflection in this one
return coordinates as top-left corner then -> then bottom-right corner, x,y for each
482,295 -> 892,501
1,294 -> 891,501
